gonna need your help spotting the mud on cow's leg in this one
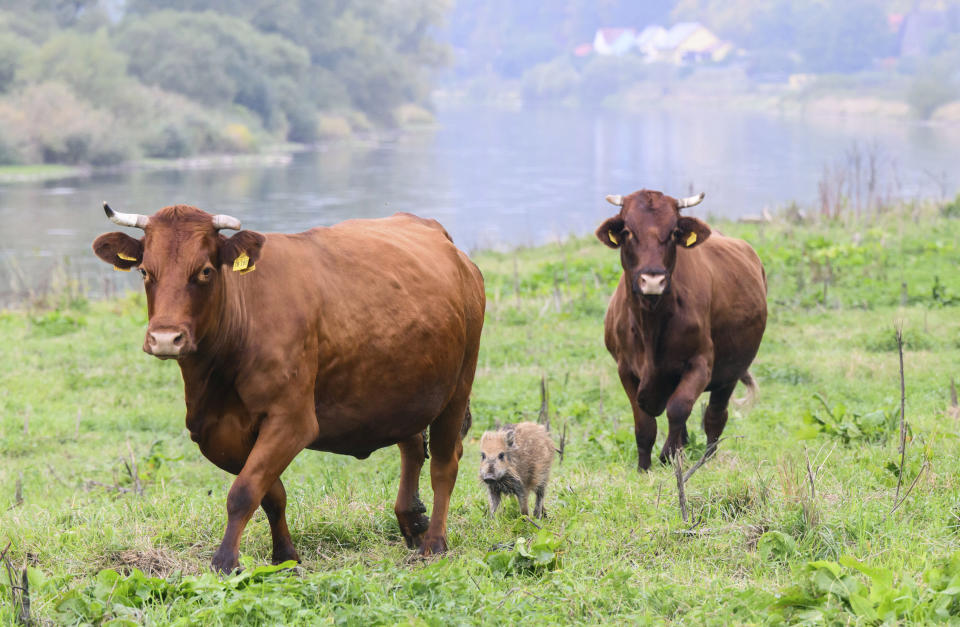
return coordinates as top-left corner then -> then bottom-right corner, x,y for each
260,479 -> 300,564
418,396 -> 469,557
395,434 -> 429,549
210,410 -> 317,574
659,357 -> 710,465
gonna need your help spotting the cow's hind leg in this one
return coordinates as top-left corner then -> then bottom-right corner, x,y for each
418,397 -> 468,556
261,478 -> 300,564
702,380 -> 738,455
395,434 -> 429,549
659,356 -> 710,465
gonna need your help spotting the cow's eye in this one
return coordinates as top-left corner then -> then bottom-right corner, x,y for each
138,268 -> 148,280
196,267 -> 213,282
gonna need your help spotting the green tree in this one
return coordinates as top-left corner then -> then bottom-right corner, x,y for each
20,29 -> 130,102
116,11 -> 312,136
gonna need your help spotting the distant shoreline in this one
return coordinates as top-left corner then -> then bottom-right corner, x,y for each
0,147 -> 301,186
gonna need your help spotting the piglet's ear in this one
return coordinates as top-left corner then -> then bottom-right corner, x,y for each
595,216 -> 625,249
504,428 -> 516,448
675,216 -> 711,249
219,230 -> 266,274
93,232 -> 143,270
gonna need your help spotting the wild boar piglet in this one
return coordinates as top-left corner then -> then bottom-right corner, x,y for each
478,422 -> 554,518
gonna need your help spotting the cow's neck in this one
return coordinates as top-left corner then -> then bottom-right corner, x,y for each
630,288 -> 677,355
178,273 -> 250,408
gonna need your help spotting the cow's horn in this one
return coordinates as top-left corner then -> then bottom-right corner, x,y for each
211,214 -> 242,230
605,194 -> 623,207
103,202 -> 148,229
677,192 -> 705,209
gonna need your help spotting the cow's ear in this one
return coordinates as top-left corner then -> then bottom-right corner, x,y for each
93,232 -> 143,270
219,230 -> 266,274
596,216 -> 625,249
675,217 -> 711,249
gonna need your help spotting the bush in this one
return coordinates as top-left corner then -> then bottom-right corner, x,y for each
907,71 -> 959,120
578,54 -> 649,104
0,81 -> 131,165
942,194 -> 960,218
0,31 -> 33,93
522,57 -> 580,103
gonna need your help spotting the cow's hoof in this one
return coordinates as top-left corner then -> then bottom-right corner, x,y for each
658,447 -> 681,465
398,512 -> 430,549
271,545 -> 301,565
211,549 -> 240,575
416,535 -> 448,557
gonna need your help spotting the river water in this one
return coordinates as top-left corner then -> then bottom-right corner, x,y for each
1,107 -> 958,305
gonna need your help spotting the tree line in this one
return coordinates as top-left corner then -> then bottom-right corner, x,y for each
0,0 -> 450,166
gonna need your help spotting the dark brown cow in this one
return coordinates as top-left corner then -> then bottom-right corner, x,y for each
596,190 -> 766,471
92,204 -> 485,572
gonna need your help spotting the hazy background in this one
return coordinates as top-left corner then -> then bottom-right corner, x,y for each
1,0 -> 958,304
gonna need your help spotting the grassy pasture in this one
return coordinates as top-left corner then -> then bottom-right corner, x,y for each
1,205 -> 960,624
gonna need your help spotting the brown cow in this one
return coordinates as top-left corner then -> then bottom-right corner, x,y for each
92,204 -> 485,572
596,190 -> 766,471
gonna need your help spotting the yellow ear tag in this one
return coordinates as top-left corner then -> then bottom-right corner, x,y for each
117,252 -> 137,261
232,251 -> 250,272
608,231 -> 619,245
113,265 -> 130,272
685,232 -> 697,247
239,265 -> 256,275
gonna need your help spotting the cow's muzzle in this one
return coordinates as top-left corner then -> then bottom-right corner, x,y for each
639,273 -> 668,295
144,326 -> 192,359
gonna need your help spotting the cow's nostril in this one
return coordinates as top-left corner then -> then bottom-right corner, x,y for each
173,334 -> 183,346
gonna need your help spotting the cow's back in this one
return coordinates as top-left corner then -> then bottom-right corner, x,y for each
236,213 -> 484,455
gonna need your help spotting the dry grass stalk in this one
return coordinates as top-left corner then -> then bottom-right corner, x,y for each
673,452 -> 688,523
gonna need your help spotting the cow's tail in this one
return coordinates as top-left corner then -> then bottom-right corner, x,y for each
460,401 -> 473,439
733,371 -> 759,408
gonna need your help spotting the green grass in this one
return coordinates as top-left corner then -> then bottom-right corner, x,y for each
0,164 -> 88,183
2,206 -> 960,624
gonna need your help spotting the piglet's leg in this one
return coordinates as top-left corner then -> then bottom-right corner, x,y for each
533,485 -> 547,519
516,487 -> 530,516
659,355 -> 711,465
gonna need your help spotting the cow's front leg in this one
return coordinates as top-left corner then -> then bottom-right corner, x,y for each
618,366 -> 659,471
659,355 -> 710,465
211,408 -> 318,574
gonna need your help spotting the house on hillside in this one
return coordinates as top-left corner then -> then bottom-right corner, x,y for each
657,22 -> 732,64
635,25 -> 668,58
584,23 -> 733,64
593,28 -> 637,56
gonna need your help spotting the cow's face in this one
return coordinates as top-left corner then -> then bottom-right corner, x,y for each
93,204 -> 264,359
596,190 -> 711,304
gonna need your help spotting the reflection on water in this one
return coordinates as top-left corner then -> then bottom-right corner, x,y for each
1,107 -> 957,304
